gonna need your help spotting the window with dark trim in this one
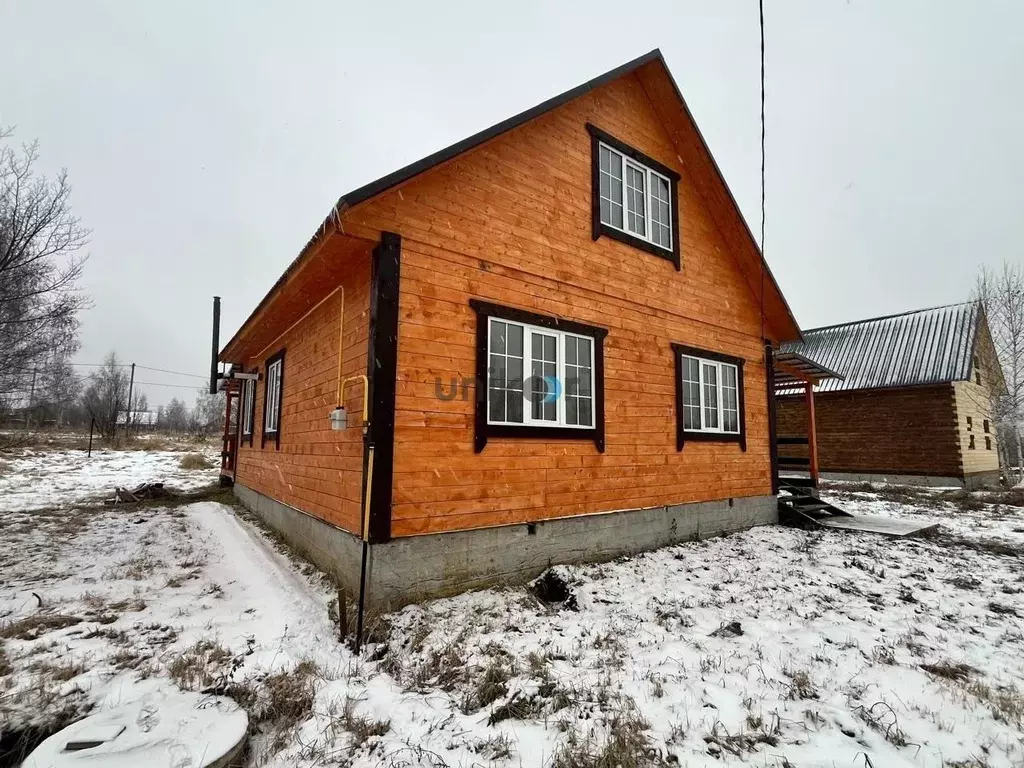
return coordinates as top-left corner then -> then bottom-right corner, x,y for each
966,416 -> 973,431
241,375 -> 256,446
672,343 -> 746,451
985,436 -> 992,450
587,123 -> 681,270
983,419 -> 990,433
262,350 -> 284,449
470,299 -> 607,453
969,434 -> 976,450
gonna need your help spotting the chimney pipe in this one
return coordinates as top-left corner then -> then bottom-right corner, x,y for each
210,296 -> 221,395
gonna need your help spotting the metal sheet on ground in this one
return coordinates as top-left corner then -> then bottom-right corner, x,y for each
818,514 -> 940,538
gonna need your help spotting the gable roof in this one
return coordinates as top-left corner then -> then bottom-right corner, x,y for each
781,302 -> 984,394
222,49 -> 801,361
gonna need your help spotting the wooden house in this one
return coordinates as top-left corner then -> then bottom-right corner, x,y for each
215,50 -> 813,608
776,302 -> 1007,489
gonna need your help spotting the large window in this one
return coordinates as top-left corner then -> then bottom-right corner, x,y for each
470,300 -> 607,453
487,318 -> 595,429
588,123 -> 680,269
241,376 -> 256,444
262,350 -> 284,448
672,343 -> 746,451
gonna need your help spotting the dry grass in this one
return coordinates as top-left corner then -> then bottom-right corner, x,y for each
0,614 -> 83,641
166,639 -> 234,690
550,704 -> 657,768
179,452 -> 214,470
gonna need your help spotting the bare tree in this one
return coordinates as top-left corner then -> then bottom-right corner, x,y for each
164,398 -> 190,433
974,261 -> 1024,482
82,353 -> 129,439
0,129 -> 89,436
190,389 -> 225,436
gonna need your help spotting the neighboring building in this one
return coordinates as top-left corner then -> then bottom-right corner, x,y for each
215,50 -> 806,608
777,302 -> 1007,489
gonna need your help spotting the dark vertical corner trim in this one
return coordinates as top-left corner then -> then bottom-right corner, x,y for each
469,299 -> 607,453
669,179 -> 681,271
586,123 -> 680,270
673,348 -> 685,451
366,231 -> 401,544
589,129 -> 601,242
594,334 -> 606,453
764,341 -> 779,495
671,342 -> 746,450
737,359 -> 747,452
473,303 -> 489,453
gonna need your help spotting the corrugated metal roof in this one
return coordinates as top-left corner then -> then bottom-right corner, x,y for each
780,302 -> 980,393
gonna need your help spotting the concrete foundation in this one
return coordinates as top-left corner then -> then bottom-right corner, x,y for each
234,484 -> 777,610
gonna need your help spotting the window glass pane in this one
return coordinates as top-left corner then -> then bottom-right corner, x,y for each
508,324 -> 523,356
650,174 -> 672,249
566,397 -> 578,425
626,164 -> 646,236
565,336 -> 577,365
530,331 -> 557,422
488,320 -> 524,424
507,357 -> 523,388
489,388 -> 506,422
491,320 -> 506,354
721,364 -> 739,433
577,338 -> 591,365
702,362 -> 719,430
681,356 -> 701,430
579,398 -> 592,427
599,145 -> 624,230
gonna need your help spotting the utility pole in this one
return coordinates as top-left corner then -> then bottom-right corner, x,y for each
26,368 -> 37,430
125,363 -> 136,437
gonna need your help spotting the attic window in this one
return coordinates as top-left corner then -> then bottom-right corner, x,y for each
587,124 -> 680,270
984,419 -> 990,433
967,416 -> 973,431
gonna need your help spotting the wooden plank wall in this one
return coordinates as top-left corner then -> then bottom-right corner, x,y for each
776,385 -> 962,477
233,248 -> 372,534
343,73 -> 775,537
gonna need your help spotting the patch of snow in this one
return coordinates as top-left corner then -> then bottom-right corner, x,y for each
0,448 -> 220,512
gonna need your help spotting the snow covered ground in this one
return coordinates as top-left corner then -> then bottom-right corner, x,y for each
0,444 -> 220,513
1,453 -> 1022,767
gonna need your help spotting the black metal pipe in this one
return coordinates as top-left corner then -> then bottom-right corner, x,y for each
210,296 -> 221,395
354,538 -> 369,653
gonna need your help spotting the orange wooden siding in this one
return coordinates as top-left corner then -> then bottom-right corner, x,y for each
340,72 -> 774,536
233,247 -> 372,535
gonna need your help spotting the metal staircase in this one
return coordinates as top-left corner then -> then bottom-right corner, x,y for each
777,481 -> 853,528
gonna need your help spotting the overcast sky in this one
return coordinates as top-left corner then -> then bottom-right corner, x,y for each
2,1 -> 1021,407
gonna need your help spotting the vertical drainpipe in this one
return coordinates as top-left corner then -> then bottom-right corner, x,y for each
764,340 -> 779,496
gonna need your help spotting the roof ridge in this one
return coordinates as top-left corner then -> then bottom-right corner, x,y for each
801,300 -> 979,335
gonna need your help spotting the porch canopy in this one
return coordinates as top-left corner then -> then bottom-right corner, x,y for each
773,351 -> 844,488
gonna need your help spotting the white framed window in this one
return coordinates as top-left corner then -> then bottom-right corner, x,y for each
487,317 -> 595,429
598,140 -> 673,251
241,378 -> 255,437
680,354 -> 740,434
264,356 -> 283,435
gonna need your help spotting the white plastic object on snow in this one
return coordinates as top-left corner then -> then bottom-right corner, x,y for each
23,689 -> 248,768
